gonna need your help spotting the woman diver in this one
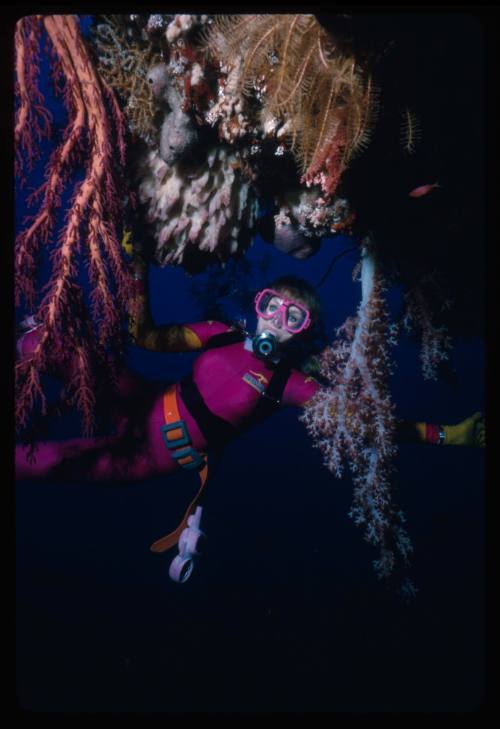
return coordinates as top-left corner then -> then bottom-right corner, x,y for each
15,250 -> 485,580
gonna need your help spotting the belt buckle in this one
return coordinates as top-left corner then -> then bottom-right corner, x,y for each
171,446 -> 206,471
160,420 -> 190,449
161,420 -> 206,471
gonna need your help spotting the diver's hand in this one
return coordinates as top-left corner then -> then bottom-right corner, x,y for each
121,230 -> 135,258
121,231 -> 147,280
444,412 -> 485,448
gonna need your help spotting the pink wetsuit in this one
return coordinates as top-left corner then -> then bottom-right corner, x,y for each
16,321 -> 320,482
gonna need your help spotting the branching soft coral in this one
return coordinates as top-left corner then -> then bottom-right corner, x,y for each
300,240 -> 413,584
91,15 -> 161,144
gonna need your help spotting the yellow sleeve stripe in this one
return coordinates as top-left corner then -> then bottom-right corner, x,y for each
183,327 -> 203,350
415,422 -> 427,442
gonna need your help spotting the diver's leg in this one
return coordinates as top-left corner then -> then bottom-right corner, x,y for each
16,388 -> 181,482
16,362 -> 180,482
15,434 -> 179,482
16,437 -> 117,479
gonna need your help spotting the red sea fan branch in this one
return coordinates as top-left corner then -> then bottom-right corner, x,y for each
102,80 -> 127,168
15,14 -> 133,435
14,16 -> 53,184
87,208 -> 120,347
15,358 -> 47,431
66,344 -> 97,437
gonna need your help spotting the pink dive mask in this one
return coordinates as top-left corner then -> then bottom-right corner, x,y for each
254,288 -> 311,334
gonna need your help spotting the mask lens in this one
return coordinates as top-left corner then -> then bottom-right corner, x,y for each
286,305 -> 307,332
256,291 -> 279,318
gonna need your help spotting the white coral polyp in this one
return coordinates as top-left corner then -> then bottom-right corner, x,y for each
278,189 -> 353,238
136,146 -> 258,266
165,14 -> 210,43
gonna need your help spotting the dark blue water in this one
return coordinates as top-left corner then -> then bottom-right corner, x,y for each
15,15 -> 486,713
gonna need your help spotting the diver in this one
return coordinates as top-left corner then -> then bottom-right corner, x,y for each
15,248 -> 485,580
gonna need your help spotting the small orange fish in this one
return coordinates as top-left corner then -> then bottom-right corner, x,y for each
409,182 -> 441,198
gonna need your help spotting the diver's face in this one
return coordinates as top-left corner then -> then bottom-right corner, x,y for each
255,290 -> 309,345
256,312 -> 295,344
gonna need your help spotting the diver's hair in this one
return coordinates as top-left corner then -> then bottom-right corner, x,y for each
264,275 -> 327,380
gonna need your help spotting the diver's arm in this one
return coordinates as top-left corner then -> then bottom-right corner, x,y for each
296,372 -> 485,448
128,257 -> 203,353
395,412 -> 485,447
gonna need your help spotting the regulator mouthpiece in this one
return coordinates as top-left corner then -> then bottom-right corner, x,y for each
252,331 -> 278,360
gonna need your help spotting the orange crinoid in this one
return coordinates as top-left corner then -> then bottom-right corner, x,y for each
203,14 -> 378,196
